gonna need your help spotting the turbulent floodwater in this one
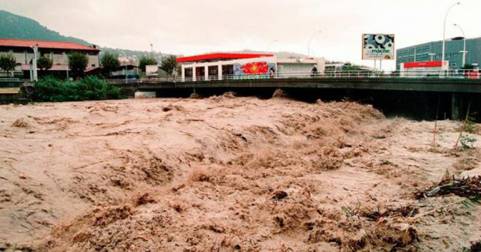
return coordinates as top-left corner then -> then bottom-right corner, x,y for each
0,95 -> 480,251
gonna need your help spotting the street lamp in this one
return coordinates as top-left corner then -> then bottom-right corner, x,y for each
441,1 -> 461,68
307,30 -> 322,56
453,23 -> 467,68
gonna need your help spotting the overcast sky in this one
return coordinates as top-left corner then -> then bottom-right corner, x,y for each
1,0 -> 480,69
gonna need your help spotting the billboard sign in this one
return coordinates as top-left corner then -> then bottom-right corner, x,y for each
362,34 -> 395,60
233,62 -> 276,76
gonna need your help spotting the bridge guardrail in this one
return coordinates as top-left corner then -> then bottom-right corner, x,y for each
107,69 -> 481,85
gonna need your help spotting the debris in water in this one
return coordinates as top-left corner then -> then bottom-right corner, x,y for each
416,176 -> 481,199
272,191 -> 288,201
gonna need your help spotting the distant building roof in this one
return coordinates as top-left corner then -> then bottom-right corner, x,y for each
176,52 -> 273,63
0,38 -> 99,52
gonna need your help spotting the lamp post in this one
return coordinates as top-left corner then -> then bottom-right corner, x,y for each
307,30 -> 322,56
442,1 -> 461,69
453,23 -> 467,69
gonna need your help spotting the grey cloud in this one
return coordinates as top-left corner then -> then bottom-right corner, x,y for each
1,0 -> 480,69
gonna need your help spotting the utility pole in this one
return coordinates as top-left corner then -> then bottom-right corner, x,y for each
32,44 -> 39,82
442,2 -> 461,68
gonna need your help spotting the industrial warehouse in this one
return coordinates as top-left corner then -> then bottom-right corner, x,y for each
396,36 -> 481,70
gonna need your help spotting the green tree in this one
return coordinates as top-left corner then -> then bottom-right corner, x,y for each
160,55 -> 177,75
0,53 -> 17,76
68,52 -> 88,78
138,55 -> 157,72
341,63 -> 363,72
100,52 -> 120,77
37,55 -> 53,72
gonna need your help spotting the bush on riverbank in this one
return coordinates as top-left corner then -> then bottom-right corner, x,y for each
33,76 -> 121,102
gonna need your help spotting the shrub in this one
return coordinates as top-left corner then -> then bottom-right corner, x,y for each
33,76 -> 121,102
460,135 -> 477,150
68,52 -> 88,78
160,55 -> 177,75
37,55 -> 53,71
0,53 -> 17,74
101,52 -> 120,77
463,116 -> 478,134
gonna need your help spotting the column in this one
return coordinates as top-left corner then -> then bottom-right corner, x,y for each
181,65 -> 185,82
192,64 -> 196,82
218,65 -> 222,80
451,93 -> 461,120
204,66 -> 209,81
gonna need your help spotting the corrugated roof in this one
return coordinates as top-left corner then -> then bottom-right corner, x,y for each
0,38 -> 99,52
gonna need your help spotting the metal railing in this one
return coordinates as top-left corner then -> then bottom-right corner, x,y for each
108,69 -> 481,85
183,70 -> 481,81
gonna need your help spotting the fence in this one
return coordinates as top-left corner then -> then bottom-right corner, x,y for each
107,69 -> 481,85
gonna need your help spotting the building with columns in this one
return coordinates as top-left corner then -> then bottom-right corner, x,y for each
177,52 -> 325,82
0,38 -> 100,78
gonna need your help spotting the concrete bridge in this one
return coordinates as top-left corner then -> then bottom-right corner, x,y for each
112,77 -> 481,121
117,76 -> 481,93
2,76 -> 480,121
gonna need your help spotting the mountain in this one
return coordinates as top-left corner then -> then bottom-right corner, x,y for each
100,47 -> 166,63
0,10 -> 167,61
0,10 -> 90,45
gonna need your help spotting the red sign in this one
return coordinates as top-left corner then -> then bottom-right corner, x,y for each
468,71 -> 480,80
403,61 -> 443,69
241,62 -> 269,75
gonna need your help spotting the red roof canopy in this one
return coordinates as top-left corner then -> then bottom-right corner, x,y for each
176,52 -> 273,63
403,61 -> 443,69
0,38 -> 99,52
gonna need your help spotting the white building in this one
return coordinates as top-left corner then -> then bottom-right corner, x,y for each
176,52 -> 325,82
